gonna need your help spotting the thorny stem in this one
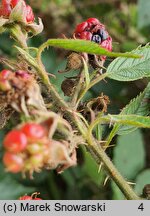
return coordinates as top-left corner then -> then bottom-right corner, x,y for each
22,42 -> 140,200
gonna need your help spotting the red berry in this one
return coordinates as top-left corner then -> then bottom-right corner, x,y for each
0,0 -> 11,17
86,18 -> 100,26
10,0 -> 21,8
0,70 -> 12,91
80,32 -> 92,40
21,123 -> 46,141
0,69 -> 11,79
19,195 -> 32,200
75,21 -> 88,34
34,198 -> 42,200
25,5 -> 34,23
3,130 -> 27,153
101,36 -> 112,52
3,152 -> 23,173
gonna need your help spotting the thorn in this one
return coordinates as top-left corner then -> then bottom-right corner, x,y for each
103,176 -> 110,186
61,34 -> 68,39
104,144 -> 115,150
109,116 -> 114,128
98,162 -> 103,173
80,142 -> 87,145
108,144 -> 115,148
98,140 -> 107,144
73,33 -> 77,40
47,72 -> 56,78
127,181 -> 136,185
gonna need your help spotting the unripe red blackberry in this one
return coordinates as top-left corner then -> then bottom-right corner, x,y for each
3,130 -> 27,153
3,152 -> 24,173
21,123 -> 46,141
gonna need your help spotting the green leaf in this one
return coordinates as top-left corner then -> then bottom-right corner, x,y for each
106,83 -> 150,145
112,130 -> 145,200
117,83 -> 150,135
91,114 -> 150,147
135,169 -> 150,196
0,175 -> 35,200
39,39 -> 141,59
138,0 -> 150,29
106,114 -> 150,128
92,114 -> 150,134
107,45 -> 150,81
121,83 -> 150,116
0,165 -> 35,199
114,129 -> 145,179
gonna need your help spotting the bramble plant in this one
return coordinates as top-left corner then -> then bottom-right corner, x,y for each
0,0 -> 150,200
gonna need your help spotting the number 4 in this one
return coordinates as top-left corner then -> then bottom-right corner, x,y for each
138,203 -> 144,211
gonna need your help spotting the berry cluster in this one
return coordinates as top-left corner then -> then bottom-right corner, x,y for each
3,123 -> 49,174
3,120 -> 76,176
0,0 -> 34,23
0,69 -> 30,92
74,18 -> 112,61
19,192 -> 42,200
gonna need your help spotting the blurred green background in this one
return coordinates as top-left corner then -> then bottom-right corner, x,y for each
0,0 -> 150,200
